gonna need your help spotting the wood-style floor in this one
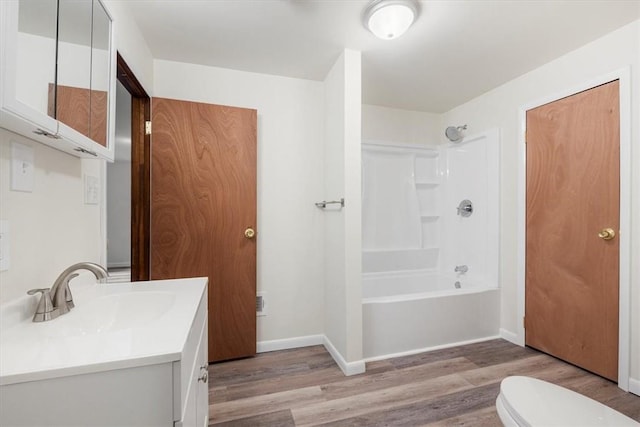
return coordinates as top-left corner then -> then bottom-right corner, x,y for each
208,339 -> 640,426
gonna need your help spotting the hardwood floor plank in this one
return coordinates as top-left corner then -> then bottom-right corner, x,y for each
316,383 -> 500,427
209,409 -> 295,427
210,385 -> 228,404
210,346 -> 328,384
320,357 -> 478,400
605,393 -> 640,421
463,343 -> 540,367
210,386 -> 324,424
388,339 -> 535,370
424,405 -> 501,427
457,354 -> 556,386
291,373 -> 474,426
365,359 -> 397,374
224,367 -> 345,401
210,360 -> 311,386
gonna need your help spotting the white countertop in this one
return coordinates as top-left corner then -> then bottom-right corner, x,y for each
0,277 -> 207,386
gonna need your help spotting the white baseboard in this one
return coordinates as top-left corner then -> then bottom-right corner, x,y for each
256,334 -> 324,353
629,377 -> 640,396
363,335 -> 501,363
256,334 -> 365,377
499,328 -> 521,345
323,336 -> 365,376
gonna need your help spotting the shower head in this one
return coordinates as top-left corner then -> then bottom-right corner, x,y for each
445,125 -> 468,142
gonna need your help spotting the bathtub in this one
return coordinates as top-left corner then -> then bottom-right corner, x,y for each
362,271 -> 500,360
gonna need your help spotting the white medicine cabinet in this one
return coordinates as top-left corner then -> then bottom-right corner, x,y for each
0,0 -> 116,161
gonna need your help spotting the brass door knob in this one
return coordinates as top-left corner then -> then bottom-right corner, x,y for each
244,227 -> 256,239
598,228 -> 615,240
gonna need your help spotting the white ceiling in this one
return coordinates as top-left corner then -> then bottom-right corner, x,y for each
123,0 -> 640,113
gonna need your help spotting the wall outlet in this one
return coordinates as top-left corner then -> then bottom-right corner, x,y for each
0,220 -> 10,271
84,174 -> 99,205
11,142 -> 34,192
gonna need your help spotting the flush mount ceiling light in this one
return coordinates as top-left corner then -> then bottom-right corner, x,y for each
364,0 -> 419,40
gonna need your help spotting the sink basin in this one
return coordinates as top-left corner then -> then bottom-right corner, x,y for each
53,291 -> 176,336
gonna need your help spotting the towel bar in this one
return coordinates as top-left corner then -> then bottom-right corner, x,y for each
315,198 -> 344,209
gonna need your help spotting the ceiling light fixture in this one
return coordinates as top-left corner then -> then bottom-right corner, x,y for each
364,0 -> 419,40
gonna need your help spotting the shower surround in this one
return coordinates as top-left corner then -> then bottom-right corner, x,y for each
362,129 -> 500,360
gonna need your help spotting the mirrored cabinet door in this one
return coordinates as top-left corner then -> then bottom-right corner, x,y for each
1,0 -> 115,160
12,0 -> 58,131
90,0 -> 111,147
55,0 -> 93,140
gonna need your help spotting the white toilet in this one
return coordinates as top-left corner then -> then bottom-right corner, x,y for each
496,376 -> 640,426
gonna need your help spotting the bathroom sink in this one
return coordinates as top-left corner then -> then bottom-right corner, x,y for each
48,291 -> 176,336
0,278 -> 207,386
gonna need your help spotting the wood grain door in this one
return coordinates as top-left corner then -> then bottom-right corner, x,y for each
525,81 -> 620,381
151,97 -> 257,362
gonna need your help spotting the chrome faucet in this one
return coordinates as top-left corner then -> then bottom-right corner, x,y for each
454,265 -> 469,274
27,262 -> 109,322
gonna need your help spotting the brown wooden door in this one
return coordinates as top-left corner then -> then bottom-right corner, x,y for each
151,97 -> 257,362
525,81 -> 620,381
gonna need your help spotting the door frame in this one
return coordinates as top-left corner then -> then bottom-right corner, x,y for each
516,67 -> 631,390
100,53 -> 151,281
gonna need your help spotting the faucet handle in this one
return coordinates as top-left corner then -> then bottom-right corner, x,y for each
26,288 -> 59,322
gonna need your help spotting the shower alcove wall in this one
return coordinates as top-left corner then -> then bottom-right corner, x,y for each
362,143 -> 442,273
362,130 -> 500,360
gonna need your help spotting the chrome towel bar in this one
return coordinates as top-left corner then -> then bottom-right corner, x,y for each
315,198 -> 345,209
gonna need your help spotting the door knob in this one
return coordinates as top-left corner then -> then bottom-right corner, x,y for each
244,227 -> 256,239
598,228 -> 615,240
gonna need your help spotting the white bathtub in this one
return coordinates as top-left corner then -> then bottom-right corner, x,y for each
362,271 -> 500,360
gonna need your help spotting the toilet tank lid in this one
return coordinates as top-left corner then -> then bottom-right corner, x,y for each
499,376 -> 639,427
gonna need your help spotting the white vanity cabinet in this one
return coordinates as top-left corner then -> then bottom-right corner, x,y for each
174,287 -> 210,427
0,278 -> 209,427
0,0 -> 116,161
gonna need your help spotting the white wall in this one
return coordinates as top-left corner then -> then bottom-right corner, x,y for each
103,0 -> 154,93
441,20 -> 640,383
323,50 -> 363,373
362,104 -> 441,145
153,60 -> 326,343
441,131 -> 500,286
323,54 -> 347,357
0,129 -> 102,303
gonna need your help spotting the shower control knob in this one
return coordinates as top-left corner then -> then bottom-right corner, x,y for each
598,228 -> 615,241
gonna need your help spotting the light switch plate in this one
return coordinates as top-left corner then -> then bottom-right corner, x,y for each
0,220 -> 9,271
84,174 -> 99,205
11,142 -> 34,192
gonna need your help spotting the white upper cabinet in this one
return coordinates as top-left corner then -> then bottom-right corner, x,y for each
0,0 -> 115,161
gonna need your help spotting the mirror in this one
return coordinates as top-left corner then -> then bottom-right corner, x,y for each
55,0 -> 93,139
15,0 -> 57,118
90,0 -> 111,147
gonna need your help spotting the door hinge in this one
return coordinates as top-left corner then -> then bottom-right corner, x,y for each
145,121 -> 152,136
